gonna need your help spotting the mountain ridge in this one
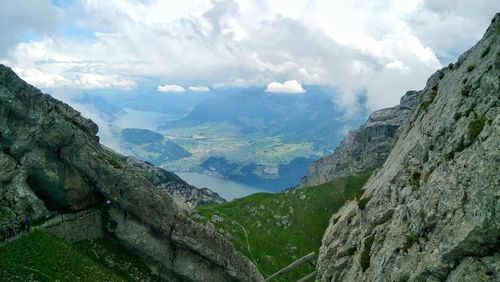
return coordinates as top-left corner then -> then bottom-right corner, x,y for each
316,13 -> 499,281
0,64 -> 262,281
300,89 -> 421,187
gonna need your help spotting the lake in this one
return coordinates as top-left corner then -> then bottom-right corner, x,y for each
177,172 -> 271,201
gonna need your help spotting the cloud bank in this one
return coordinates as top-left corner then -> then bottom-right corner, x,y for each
0,0 -> 498,111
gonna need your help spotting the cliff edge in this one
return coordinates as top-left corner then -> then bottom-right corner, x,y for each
0,65 -> 262,282
317,14 -> 499,281
301,90 -> 421,187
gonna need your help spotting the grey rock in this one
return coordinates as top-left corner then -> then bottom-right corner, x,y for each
300,90 -> 421,187
211,214 -> 224,223
317,14 -> 500,282
0,65 -> 262,282
124,156 -> 225,210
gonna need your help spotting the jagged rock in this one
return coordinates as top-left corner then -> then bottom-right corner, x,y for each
300,90 -> 421,187
124,157 -> 225,210
0,65 -> 263,282
317,14 -> 500,281
211,214 -> 224,223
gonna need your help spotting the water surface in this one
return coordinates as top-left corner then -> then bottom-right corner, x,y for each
177,172 -> 271,201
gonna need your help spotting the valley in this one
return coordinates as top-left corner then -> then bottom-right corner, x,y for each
0,2 -> 498,281
190,172 -> 372,280
78,87 -> 367,192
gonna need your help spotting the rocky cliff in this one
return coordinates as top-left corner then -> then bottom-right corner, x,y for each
123,156 -> 225,210
317,14 -> 499,281
0,65 -> 262,281
301,90 -> 421,187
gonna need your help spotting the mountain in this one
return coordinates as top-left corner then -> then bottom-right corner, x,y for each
164,88 -> 364,150
316,14 -> 499,281
120,128 -> 191,165
300,90 -> 421,187
158,87 -> 366,190
74,86 -> 365,191
124,156 -> 225,209
0,65 -> 262,281
192,172 -> 372,281
200,156 -> 315,191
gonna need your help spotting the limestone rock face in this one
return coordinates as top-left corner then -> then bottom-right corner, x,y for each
317,14 -> 500,281
124,157 -> 225,210
301,90 -> 421,187
0,65 -> 262,282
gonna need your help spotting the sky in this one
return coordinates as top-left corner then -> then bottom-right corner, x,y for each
0,0 -> 498,111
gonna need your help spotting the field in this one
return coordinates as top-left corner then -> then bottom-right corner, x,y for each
162,122 -> 318,172
0,230 -> 160,281
192,171 -> 372,281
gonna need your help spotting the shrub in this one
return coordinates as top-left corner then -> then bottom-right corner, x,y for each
443,152 -> 454,161
106,157 -> 123,169
347,245 -> 357,256
357,196 -> 371,210
468,117 -> 486,140
402,233 -> 418,252
466,64 -> 475,72
423,169 -> 434,182
461,85 -> 470,97
360,235 -> 374,271
410,172 -> 421,189
419,90 -> 438,113
481,46 -> 491,58
462,78 -> 468,84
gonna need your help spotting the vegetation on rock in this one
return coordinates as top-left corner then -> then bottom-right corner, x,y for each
193,172 -> 371,281
360,235 -> 374,271
468,116 -> 486,140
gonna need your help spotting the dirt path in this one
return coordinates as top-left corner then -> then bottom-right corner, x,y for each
204,208 -> 263,273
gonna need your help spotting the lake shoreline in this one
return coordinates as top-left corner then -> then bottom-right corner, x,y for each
177,172 -> 272,201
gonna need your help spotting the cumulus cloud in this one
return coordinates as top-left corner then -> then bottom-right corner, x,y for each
157,84 -> 186,93
265,80 -> 306,94
1,0 -> 498,111
188,85 -> 210,92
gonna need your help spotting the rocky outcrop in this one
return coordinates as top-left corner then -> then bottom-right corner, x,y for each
124,156 -> 225,210
300,90 -> 420,187
317,14 -> 499,281
0,65 -> 262,281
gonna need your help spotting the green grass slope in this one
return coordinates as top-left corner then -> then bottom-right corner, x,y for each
193,171 -> 371,281
0,230 -> 160,281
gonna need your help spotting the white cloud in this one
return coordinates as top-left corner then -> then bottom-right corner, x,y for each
265,80 -> 306,94
0,0 -> 61,55
11,67 -> 135,90
1,0 -> 498,111
75,73 -> 135,89
13,67 -> 67,88
157,84 -> 186,93
70,103 -> 130,155
188,85 -> 210,92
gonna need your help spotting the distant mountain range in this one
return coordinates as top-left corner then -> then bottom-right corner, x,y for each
73,85 -> 369,191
